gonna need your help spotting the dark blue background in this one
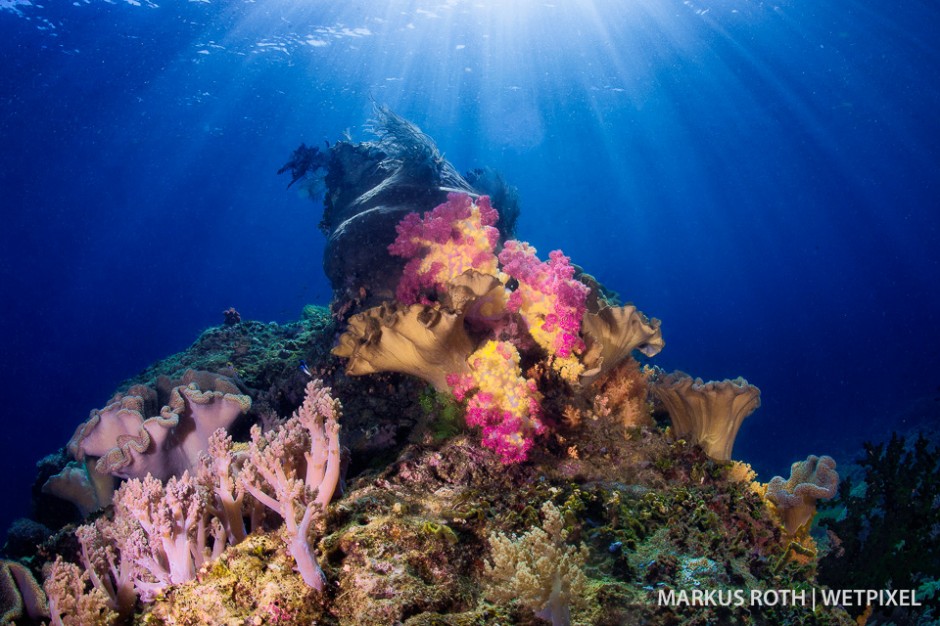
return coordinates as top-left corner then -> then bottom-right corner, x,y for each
1,0 -> 938,536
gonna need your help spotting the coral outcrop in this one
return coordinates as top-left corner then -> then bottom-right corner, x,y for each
6,110 -> 857,626
290,106 -> 518,310
652,371 -> 761,461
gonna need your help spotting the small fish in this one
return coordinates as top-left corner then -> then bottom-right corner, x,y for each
299,360 -> 312,378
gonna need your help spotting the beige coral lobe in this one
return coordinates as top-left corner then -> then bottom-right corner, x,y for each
579,304 -> 664,384
332,301 -> 474,392
652,371 -> 760,461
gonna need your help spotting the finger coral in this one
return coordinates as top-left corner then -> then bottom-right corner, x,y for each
652,371 -> 760,461
332,301 -> 475,392
66,369 -> 251,481
766,454 -> 839,535
239,379 -> 342,591
485,501 -> 589,626
389,192 -> 501,304
448,340 -> 544,464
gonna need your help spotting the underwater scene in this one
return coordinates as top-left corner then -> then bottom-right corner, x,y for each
1,0 -> 939,624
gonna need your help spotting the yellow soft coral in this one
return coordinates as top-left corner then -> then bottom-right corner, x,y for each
451,340 -> 544,464
485,502 -> 589,626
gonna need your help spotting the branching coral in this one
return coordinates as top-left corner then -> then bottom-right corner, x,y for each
198,429 -> 248,545
651,371 -> 760,461
66,369 -> 250,481
580,305 -> 664,385
111,471 -> 223,601
498,241 -> 589,382
819,434 -> 940,618
332,301 -> 475,392
448,340 -> 544,464
766,455 -> 839,535
485,501 -> 589,626
44,558 -> 116,626
591,358 -> 653,428
239,379 -> 342,591
389,192 -> 500,304
72,518 -> 137,620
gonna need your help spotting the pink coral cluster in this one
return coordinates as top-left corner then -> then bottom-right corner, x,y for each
499,241 -> 589,362
239,379 -> 342,591
448,340 -> 544,464
112,472 -> 223,600
389,192 -> 500,304
44,379 -> 343,624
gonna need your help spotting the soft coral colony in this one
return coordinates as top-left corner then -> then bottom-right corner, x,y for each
2,108 -> 852,626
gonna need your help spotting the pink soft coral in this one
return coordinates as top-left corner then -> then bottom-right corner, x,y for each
449,340 -> 544,464
388,192 -> 500,304
111,471 -> 223,601
239,379 -> 342,591
498,241 -> 589,380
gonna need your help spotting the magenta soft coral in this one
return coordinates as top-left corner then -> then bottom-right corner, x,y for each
449,340 -> 545,464
498,241 -> 589,362
388,192 -> 500,303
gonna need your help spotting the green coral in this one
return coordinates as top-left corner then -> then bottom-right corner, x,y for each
819,432 -> 940,621
418,387 -> 466,441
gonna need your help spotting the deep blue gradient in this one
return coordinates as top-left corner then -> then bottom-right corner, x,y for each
1,0 -> 938,535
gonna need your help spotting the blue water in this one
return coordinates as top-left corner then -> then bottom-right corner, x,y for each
1,0 -> 938,536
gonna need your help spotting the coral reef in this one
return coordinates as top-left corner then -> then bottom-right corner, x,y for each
651,371 -> 761,461
5,111 -> 857,626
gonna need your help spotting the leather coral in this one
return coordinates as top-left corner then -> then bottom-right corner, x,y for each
66,369 -> 251,482
651,371 -> 760,461
766,454 -> 839,535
